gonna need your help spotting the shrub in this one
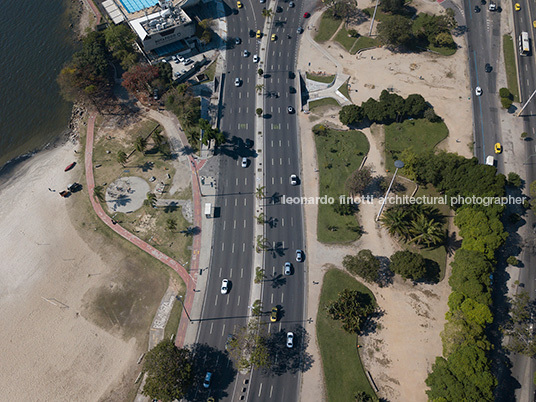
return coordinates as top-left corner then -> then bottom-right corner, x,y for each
507,256 -> 520,266
499,87 -> 512,99
501,97 -> 513,109
507,172 -> 522,187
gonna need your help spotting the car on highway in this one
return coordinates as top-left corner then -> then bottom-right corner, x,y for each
303,12 -> 310,18
271,34 -> 277,41
297,27 -> 304,34
235,37 -> 241,44
270,306 -> 278,322
475,86 -> 482,96
256,30 -> 262,38
237,0 -> 243,8
183,58 -> 194,66
241,157 -> 248,167
296,249 -> 304,262
488,1 -> 496,10
494,143 -> 502,154
276,5 -> 282,12
235,77 -> 241,86
515,3 -> 520,11
284,262 -> 292,275
534,20 -> 536,28
221,279 -> 229,294
485,63 -> 492,73
290,174 -> 298,185
253,54 -> 259,63
287,106 -> 295,114
474,5 -> 480,12
286,332 -> 294,348
289,1 -> 295,7
243,49 -> 249,57
203,372 -> 212,388
260,0 -> 265,2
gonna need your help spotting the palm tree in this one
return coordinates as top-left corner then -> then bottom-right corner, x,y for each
135,136 -> 147,154
262,7 -> 273,18
256,235 -> 270,253
409,214 -> 444,247
255,212 -> 265,224
116,150 -> 127,166
152,130 -> 164,147
380,205 -> 411,241
166,218 -> 177,231
255,84 -> 264,95
93,185 -> 105,202
255,185 -> 266,200
144,192 -> 157,208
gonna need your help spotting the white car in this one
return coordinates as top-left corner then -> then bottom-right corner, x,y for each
286,332 -> 294,348
284,262 -> 292,275
221,279 -> 229,294
235,77 -> 241,87
177,55 -> 185,63
296,249 -> 304,262
475,86 -> 482,96
290,174 -> 298,185
241,157 -> 248,168
183,58 -> 194,66
287,106 -> 295,114
253,54 -> 259,63
243,50 -> 249,57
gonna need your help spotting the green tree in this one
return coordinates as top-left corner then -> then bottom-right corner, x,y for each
142,339 -> 193,402
93,185 -> 105,202
381,0 -> 405,14
409,214 -> 444,247
502,291 -> 536,357
255,84 -> 265,94
390,250 -> 427,281
262,8 -> 273,18
339,104 -> 363,126
103,24 -> 138,70
507,172 -> 522,187
255,185 -> 266,199
434,31 -> 455,48
135,136 -> 147,153
254,267 -> 266,284
145,192 -> 157,208
227,319 -> 271,370
256,235 -> 270,252
342,249 -> 380,283
377,15 -> 414,48
326,288 -> 375,334
333,200 -> 354,216
251,299 -> 263,316
152,129 -> 164,147
166,218 -> 177,231
258,68 -> 264,76
122,64 -> 160,97
256,108 -> 263,117
380,205 -> 412,240
116,150 -> 127,166
345,166 -> 372,196
449,249 -> 493,305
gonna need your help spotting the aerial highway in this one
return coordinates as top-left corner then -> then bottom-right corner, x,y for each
193,0 -> 309,400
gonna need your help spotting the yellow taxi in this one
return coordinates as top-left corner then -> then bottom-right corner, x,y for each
515,3 -> 521,11
256,30 -> 262,38
271,33 -> 277,41
270,306 -> 278,322
494,143 -> 502,154
237,0 -> 242,8
533,20 -> 536,28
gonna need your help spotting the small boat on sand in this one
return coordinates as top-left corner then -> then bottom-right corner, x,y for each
65,162 -> 76,172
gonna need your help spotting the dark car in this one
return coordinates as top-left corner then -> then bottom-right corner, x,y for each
474,5 -> 480,12
297,27 -> 304,34
276,5 -> 282,12
303,12 -> 310,18
245,139 -> 254,148
485,63 -> 492,73
235,37 -> 241,44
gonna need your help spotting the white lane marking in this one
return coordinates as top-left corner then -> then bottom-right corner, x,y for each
272,177 -> 275,185
258,383 -> 263,397
271,140 -> 274,147
244,198 -> 247,206
239,92 -> 242,99
281,218 -> 285,226
270,385 -> 274,398
241,267 -> 244,278
273,266 -> 276,275
287,123 -> 290,129
243,243 -> 246,252
245,177 -> 248,185
222,243 -> 225,251
235,198 -> 238,206
214,295 -> 218,306
291,217 -> 294,226
244,219 -> 247,228
234,220 -> 237,229
223,221 -> 226,230
232,243 -> 235,253
225,198 -> 228,206
219,267 -> 222,277
278,107 -> 281,113
280,177 -> 283,184
279,140 -> 282,146
222,324 -> 226,337
237,295 -> 241,305
230,267 -> 233,277
271,293 -> 274,303
280,157 -> 283,165
236,177 -> 239,185
271,158 -> 274,165
210,322 -> 214,334
227,295 -> 230,305
288,157 -> 291,165
281,293 -> 284,303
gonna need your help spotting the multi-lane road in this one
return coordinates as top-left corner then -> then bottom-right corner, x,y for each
193,0 -> 309,400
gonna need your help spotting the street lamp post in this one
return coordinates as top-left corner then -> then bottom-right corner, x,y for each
376,160 -> 404,221
176,295 -> 194,324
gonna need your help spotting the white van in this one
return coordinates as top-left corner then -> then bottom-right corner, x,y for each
204,202 -> 212,218
485,156 -> 495,166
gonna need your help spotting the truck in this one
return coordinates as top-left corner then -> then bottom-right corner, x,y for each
205,202 -> 213,218
485,156 -> 495,166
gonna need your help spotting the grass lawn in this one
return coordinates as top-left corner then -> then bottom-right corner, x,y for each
306,72 -> 336,84
314,11 -> 343,42
309,97 -> 340,111
350,36 -> 380,54
315,126 -> 369,243
362,7 -> 390,22
334,26 -> 358,52
428,44 -> 457,56
203,61 -> 217,81
164,290 -> 185,340
503,34 -> 520,102
384,118 -> 448,171
337,79 -> 351,101
317,269 -> 378,402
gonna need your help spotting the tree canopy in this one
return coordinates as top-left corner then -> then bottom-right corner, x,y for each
142,339 -> 194,402
326,288 -> 375,333
390,250 -> 426,281
342,249 -> 380,283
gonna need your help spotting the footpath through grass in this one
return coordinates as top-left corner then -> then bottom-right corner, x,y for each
350,36 -> 380,54
503,34 -> 520,102
317,269 -> 378,402
314,11 -> 343,42
384,118 -> 448,171
314,126 -> 369,243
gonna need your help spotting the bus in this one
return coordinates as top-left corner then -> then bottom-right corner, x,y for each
520,32 -> 530,56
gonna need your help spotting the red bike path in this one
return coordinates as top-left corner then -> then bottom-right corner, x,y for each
85,113 -> 203,347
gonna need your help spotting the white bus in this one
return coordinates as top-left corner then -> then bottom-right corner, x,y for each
520,32 -> 530,56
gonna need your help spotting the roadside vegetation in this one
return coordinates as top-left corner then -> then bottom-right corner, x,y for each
314,10 -> 343,42
502,34 -> 520,102
309,98 -> 340,112
317,269 -> 378,401
313,124 -> 369,243
306,72 -> 336,84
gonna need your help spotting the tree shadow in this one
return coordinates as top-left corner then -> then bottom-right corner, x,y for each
138,161 -> 154,172
444,230 -> 462,257
268,241 -> 287,258
267,273 -> 287,289
164,202 -> 179,213
187,343 -> 237,401
377,256 -> 394,287
268,217 -> 279,228
263,325 -> 314,375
